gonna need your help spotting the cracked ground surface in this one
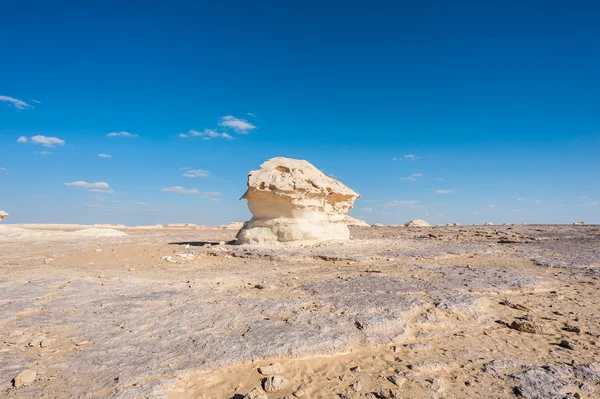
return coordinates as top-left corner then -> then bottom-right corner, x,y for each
0,224 -> 599,398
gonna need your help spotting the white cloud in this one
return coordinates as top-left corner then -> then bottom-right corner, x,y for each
187,129 -> 233,140
582,201 -> 599,207
361,208 -> 373,213
0,95 -> 33,110
31,135 -> 65,147
382,200 -> 420,207
17,135 -> 66,147
535,199 -> 541,204
107,131 -> 138,138
517,197 -> 525,201
98,153 -> 112,158
247,112 -> 255,117
219,115 -> 256,134
435,189 -> 455,194
178,133 -> 188,138
31,99 -> 41,104
35,151 -> 51,155
0,167 -> 6,171
65,181 -> 110,189
404,154 -> 418,160
135,201 -> 148,205
91,195 -> 109,202
400,173 -> 423,181
182,169 -> 211,178
162,186 -> 201,194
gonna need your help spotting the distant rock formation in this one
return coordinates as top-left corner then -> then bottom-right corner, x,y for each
484,221 -> 494,226
573,221 -> 586,225
0,211 -> 7,221
371,223 -> 385,228
165,223 -> 198,228
405,219 -> 430,227
343,216 -> 369,226
236,157 -> 360,244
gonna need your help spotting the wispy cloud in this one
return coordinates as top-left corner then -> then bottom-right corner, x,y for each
107,131 -> 138,138
488,204 -> 496,208
247,112 -> 255,117
393,154 -> 419,161
582,201 -> 599,207
35,151 -> 52,155
162,186 -> 201,194
184,129 -> 233,140
199,192 -> 222,202
0,95 -> 33,110
178,133 -> 188,138
360,208 -> 373,213
219,115 -> 256,134
17,135 -> 66,147
400,173 -> 423,181
98,153 -> 112,158
382,200 -> 420,207
435,189 -> 455,194
517,197 -> 525,201
65,181 -> 114,194
31,99 -> 41,104
182,169 -> 211,178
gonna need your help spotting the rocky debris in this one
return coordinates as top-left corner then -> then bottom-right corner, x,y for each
405,219 -> 430,227
263,375 -> 288,392
511,368 -> 578,399
372,223 -> 385,228
409,361 -> 449,372
573,221 -> 586,225
344,215 -> 369,227
559,340 -> 578,350
13,369 -> 36,388
404,343 -> 429,350
223,222 -> 244,229
292,388 -> 305,397
509,320 -> 543,334
258,363 -> 282,375
563,324 -> 582,334
484,221 -> 494,226
375,389 -> 401,399
387,375 -> 406,387
245,387 -> 268,399
236,157 -> 359,244
425,378 -> 445,393
482,359 -> 521,373
0,210 -> 7,221
162,256 -> 177,263
350,382 -> 362,391
500,299 -> 532,312
350,366 -> 361,373
175,253 -> 196,260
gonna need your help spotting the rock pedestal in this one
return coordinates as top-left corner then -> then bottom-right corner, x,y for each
236,157 -> 359,244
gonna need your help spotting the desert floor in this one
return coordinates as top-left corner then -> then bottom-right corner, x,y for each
0,224 -> 599,399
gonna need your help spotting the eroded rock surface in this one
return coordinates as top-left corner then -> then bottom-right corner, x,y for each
0,211 -> 7,221
236,157 -> 359,244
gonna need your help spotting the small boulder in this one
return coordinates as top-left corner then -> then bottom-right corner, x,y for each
258,363 -> 282,375
245,387 -> 268,399
263,375 -> 288,392
509,320 -> 543,334
13,369 -> 36,388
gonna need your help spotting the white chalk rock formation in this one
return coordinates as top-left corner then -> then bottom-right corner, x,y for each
344,215 -> 369,227
573,221 -> 586,226
236,157 -> 359,244
405,219 -> 431,227
484,221 -> 494,226
0,211 -> 7,221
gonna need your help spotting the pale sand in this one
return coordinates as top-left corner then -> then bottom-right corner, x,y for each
0,224 -> 598,398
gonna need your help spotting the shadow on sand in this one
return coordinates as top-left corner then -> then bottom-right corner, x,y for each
168,240 -> 237,247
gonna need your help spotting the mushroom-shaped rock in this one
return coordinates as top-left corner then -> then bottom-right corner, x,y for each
0,211 -> 7,221
236,157 -> 359,244
405,219 -> 430,227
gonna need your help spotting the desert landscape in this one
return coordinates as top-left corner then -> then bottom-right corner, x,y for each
1,158 -> 599,399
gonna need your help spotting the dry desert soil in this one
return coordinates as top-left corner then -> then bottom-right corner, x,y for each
0,224 -> 599,399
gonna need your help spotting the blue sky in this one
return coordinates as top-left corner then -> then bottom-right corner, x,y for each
1,1 -> 599,225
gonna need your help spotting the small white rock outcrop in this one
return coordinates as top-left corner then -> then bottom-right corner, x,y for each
484,221 -> 494,226
573,221 -> 586,225
0,211 -> 7,221
405,219 -> 431,227
344,215 -> 369,227
236,157 -> 360,244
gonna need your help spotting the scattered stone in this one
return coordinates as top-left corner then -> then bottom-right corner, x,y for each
76,340 -> 90,346
563,324 -> 582,333
404,343 -> 429,350
236,157 -> 360,244
500,299 -> 532,312
375,388 -> 401,398
292,388 -> 305,397
339,375 -> 349,381
372,223 -> 385,228
425,378 -> 445,393
559,340 -> 577,350
245,387 -> 268,399
162,256 -> 177,263
175,253 -> 195,260
13,369 -> 36,388
387,375 -> 406,387
349,382 -> 362,391
263,375 -> 288,392
509,320 -> 543,334
409,361 -> 448,372
350,366 -> 361,373
257,363 -> 282,375
404,219 -> 430,227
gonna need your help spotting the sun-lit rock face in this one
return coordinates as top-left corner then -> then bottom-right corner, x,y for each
236,157 -> 360,244
0,211 -> 7,221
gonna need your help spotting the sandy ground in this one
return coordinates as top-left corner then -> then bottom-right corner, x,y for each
0,224 -> 599,399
